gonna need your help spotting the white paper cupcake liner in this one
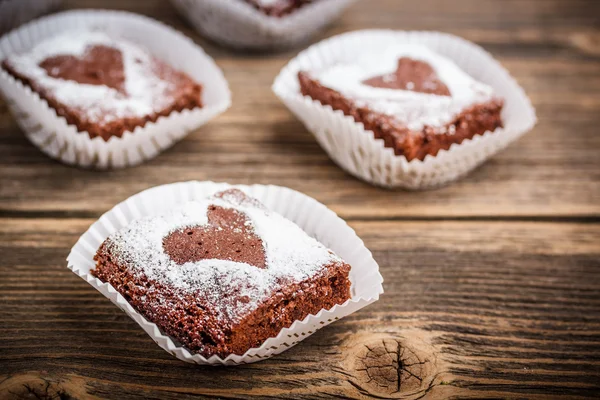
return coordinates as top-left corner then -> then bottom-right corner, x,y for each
0,10 -> 231,169
67,181 -> 383,365
272,30 -> 537,189
170,0 -> 357,50
0,0 -> 61,34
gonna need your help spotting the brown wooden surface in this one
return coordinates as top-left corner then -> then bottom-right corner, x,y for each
1,0 -> 600,399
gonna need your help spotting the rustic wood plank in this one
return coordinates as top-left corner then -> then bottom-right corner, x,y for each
0,218 -> 599,399
1,34 -> 599,217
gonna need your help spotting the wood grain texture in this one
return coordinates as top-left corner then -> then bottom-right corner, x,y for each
1,220 -> 599,399
1,0 -> 600,399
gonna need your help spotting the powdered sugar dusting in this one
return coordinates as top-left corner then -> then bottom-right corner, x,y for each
307,44 -> 497,131
5,30 -> 182,124
103,188 -> 343,324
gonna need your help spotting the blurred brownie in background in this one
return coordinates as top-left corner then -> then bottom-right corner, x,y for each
2,30 -> 203,140
298,44 -> 504,161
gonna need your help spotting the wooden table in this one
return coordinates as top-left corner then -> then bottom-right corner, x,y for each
1,0 -> 599,398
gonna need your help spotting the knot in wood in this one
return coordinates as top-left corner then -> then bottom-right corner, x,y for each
0,373 -> 90,400
344,335 -> 439,398
570,32 -> 600,56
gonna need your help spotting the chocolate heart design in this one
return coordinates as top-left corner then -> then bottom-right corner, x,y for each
362,57 -> 451,96
163,204 -> 266,269
39,45 -> 126,93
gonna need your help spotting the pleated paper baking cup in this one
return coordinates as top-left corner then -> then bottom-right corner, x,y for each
67,181 -> 383,365
170,0 -> 357,50
0,0 -> 61,34
0,10 -> 231,169
273,30 -> 537,189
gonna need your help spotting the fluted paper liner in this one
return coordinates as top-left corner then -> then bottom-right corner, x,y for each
0,10 -> 231,169
273,30 -> 537,189
67,181 -> 383,365
170,0 -> 357,50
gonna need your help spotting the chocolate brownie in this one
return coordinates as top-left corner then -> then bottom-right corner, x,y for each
243,0 -> 314,16
298,44 -> 504,161
92,188 -> 352,358
2,31 -> 203,141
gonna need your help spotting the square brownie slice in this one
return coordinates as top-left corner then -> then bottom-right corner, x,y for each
92,188 -> 351,358
2,30 -> 203,141
298,44 -> 504,161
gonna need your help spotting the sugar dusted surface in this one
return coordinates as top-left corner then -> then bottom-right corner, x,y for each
5,31 -> 180,124
306,44 -> 497,132
103,188 -> 343,324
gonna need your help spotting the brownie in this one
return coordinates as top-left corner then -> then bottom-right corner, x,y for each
243,0 -> 314,16
298,44 -> 504,161
92,188 -> 352,358
2,31 -> 203,141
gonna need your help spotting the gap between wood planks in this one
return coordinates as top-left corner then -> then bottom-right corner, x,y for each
0,209 -> 599,224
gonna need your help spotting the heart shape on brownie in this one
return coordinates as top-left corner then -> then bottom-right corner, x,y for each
39,45 -> 126,93
163,204 -> 267,269
362,57 -> 451,96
